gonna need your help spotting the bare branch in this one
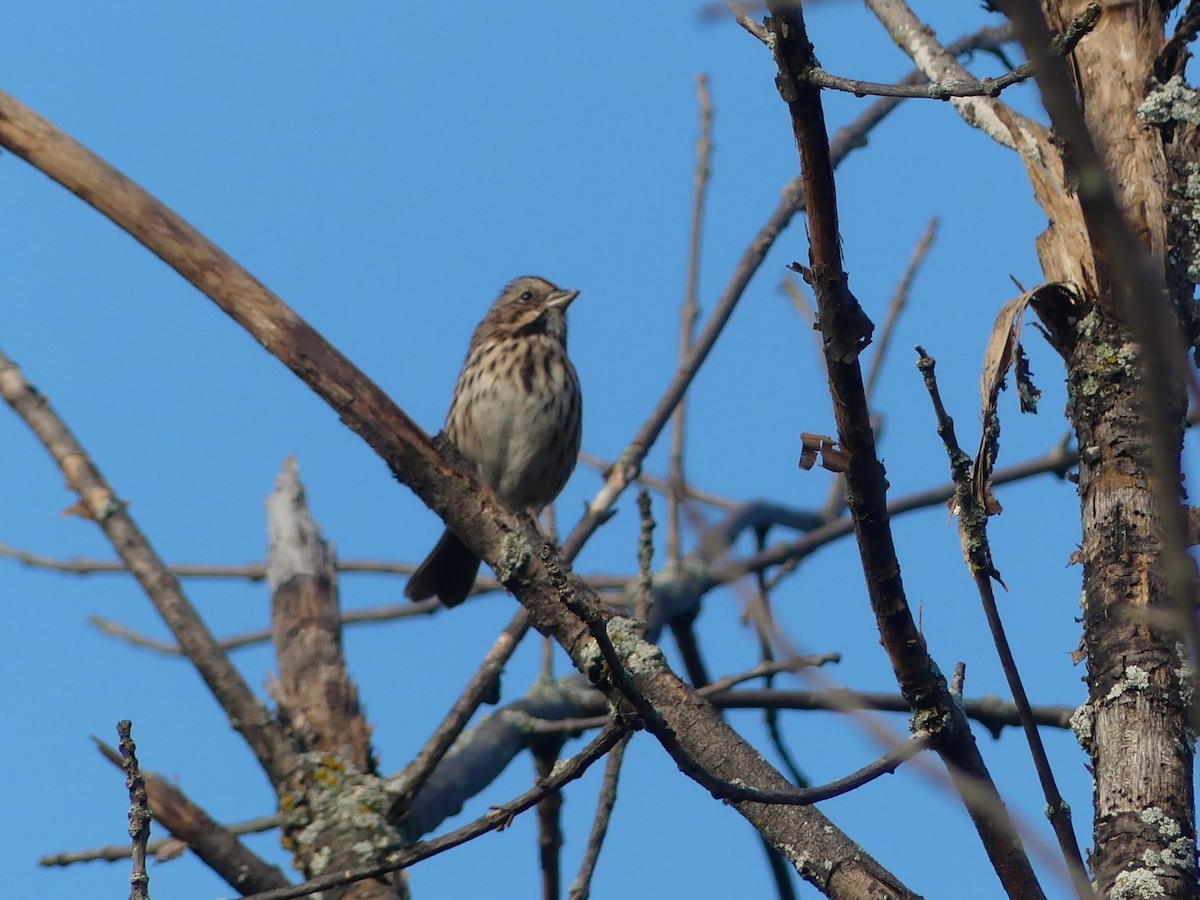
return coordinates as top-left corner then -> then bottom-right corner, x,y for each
668,72 -> 714,566
635,490 -> 655,628
527,688 -> 1076,739
39,816 -> 279,867
267,458 -> 371,763
916,347 -> 1091,897
391,610 -> 532,815
0,350 -> 297,783
242,724 -> 629,900
117,722 -> 151,900
567,733 -> 630,900
94,739 -> 289,894
763,2 -> 1045,894
0,85 -> 913,899
804,6 -> 1097,101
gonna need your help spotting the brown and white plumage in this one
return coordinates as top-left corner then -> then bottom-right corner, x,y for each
405,276 -> 582,608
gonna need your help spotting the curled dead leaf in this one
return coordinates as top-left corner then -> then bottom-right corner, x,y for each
973,283 -> 1071,508
799,432 -> 850,473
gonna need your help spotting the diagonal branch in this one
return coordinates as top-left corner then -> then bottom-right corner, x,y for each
916,348 -> 1091,898
559,24 -> 1016,562
762,2 -> 1046,896
0,350 -> 297,785
95,739 -> 289,894
391,609 -> 531,815
244,723 -> 629,900
0,88 -> 915,899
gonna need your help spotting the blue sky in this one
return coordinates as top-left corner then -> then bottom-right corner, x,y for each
2,3 -> 1183,899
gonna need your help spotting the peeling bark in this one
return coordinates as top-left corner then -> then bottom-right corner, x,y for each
1020,2 -> 1199,895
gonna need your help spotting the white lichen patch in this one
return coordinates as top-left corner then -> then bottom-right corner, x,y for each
1137,809 -> 1197,874
909,707 -> 950,737
1070,703 -> 1094,750
575,633 -> 607,683
1173,643 -> 1195,709
1110,867 -> 1166,898
1106,665 -> 1150,701
1138,76 -> 1200,127
494,532 -> 532,583
1164,837 -> 1197,872
307,844 -> 333,876
292,752 -> 401,870
1141,807 -> 1181,838
605,616 -> 665,674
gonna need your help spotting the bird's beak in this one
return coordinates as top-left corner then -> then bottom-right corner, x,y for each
546,288 -> 580,310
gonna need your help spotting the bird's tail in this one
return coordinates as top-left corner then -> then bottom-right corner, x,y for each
405,528 -> 481,608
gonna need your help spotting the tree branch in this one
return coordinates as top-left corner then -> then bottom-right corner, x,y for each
94,739 -> 289,894
916,348 -> 1091,898
0,350 -> 297,785
762,2 -> 1046,895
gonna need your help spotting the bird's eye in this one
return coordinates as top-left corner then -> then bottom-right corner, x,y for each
519,290 -> 535,302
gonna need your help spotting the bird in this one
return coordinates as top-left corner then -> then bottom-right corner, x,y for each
405,275 -> 583,608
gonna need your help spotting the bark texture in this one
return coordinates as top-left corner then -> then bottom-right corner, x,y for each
1030,2 -> 1198,895
267,459 -> 403,900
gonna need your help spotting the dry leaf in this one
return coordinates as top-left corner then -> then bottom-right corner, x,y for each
799,432 -> 850,473
972,284 -> 1065,507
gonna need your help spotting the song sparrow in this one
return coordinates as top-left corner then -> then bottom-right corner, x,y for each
405,275 -> 583,608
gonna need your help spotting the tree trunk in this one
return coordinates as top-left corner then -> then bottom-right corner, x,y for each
1033,2 -> 1198,895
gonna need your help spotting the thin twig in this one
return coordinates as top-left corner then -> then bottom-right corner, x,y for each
863,216 -> 938,400
702,655 -> 840,694
577,452 -> 738,510
916,348 -> 1091,899
94,739 -> 288,893
567,733 -> 631,900
526,687 -> 1075,739
793,734 -> 931,803
748,530 -> 802,900
240,724 -> 628,900
118,721 -> 151,900
820,216 -> 938,521
668,73 -> 714,566
0,351 -> 296,783
763,3 -> 1045,895
635,490 -> 655,628
952,662 -> 967,697
727,0 -> 769,42
0,543 -> 628,592
533,741 -> 565,900
392,610 -> 531,813
800,51 -> 1068,101
39,816 -> 280,867
752,532 -> 812,794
